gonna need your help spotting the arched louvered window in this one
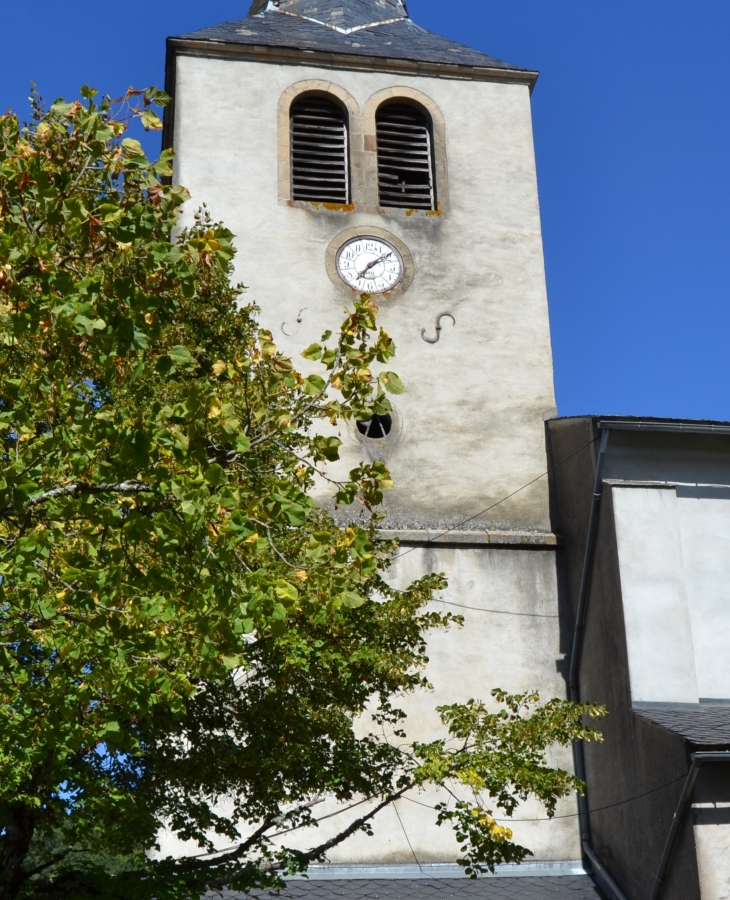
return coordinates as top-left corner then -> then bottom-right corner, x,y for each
290,96 -> 349,204
376,103 -> 436,211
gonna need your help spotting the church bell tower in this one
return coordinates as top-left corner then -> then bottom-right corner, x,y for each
164,0 -> 579,871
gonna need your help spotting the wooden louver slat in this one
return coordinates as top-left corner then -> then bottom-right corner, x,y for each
376,104 -> 436,210
290,98 -> 349,204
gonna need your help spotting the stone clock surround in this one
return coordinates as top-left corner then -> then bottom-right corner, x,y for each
277,80 -> 449,215
324,226 -> 414,298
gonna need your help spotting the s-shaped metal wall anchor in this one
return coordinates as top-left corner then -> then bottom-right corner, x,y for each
421,312 -> 456,344
281,308 -> 310,337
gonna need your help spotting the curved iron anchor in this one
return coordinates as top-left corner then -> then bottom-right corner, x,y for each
281,307 -> 310,337
421,312 -> 456,344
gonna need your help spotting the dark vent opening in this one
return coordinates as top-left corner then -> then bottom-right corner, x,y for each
357,414 -> 393,440
291,97 -> 349,204
376,104 -> 435,211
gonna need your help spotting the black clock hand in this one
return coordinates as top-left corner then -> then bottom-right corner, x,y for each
357,252 -> 393,277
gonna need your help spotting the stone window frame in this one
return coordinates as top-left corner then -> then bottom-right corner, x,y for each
278,80 -> 359,212
278,81 -> 448,217
362,87 -> 448,217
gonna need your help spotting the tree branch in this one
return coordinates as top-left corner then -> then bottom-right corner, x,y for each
27,481 -> 152,508
299,786 -> 411,864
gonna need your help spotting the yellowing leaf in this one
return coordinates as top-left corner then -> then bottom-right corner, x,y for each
207,399 -> 222,418
140,110 -> 163,131
121,138 -> 145,158
212,360 -> 227,377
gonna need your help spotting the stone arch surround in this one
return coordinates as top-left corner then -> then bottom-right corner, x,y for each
277,80 -> 361,207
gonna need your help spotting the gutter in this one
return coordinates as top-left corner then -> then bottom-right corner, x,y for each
596,420 -> 730,436
650,751 -> 730,900
566,426 -> 629,900
567,418 -> 730,899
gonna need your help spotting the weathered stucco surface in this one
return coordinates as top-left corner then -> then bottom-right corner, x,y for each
613,485 -> 730,703
173,55 -> 557,533
321,544 -> 579,864
612,487 -> 700,704
156,544 -> 577,864
167,52 -> 573,865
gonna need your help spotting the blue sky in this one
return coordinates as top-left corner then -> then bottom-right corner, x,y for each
3,1 -> 730,420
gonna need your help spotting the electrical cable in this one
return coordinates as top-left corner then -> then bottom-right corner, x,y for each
393,796 -> 425,874
390,437 -> 598,562
434,598 -> 559,619
401,772 -> 688,823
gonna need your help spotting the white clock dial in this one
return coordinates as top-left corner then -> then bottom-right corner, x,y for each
336,237 -> 404,294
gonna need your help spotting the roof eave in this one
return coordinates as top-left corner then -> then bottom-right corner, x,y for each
163,35 -> 538,153
170,34 -> 536,84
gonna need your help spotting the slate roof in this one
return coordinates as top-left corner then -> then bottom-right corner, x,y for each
174,0 -> 529,74
634,703 -> 730,747
216,877 -> 604,900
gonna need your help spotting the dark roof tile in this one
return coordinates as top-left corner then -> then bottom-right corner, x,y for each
634,702 -> 730,747
175,2 -> 526,73
213,877 -> 602,900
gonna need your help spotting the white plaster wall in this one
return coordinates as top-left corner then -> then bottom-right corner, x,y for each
173,55 -> 556,533
155,545 -> 579,864
675,493 -> 730,700
322,544 -> 578,864
612,485 -> 730,704
694,766 -> 730,900
612,487 -> 700,704
695,818 -> 730,900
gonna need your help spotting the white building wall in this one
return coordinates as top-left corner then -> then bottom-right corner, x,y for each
612,483 -> 730,899
168,51 -> 574,865
612,487 -> 700,704
612,485 -> 730,703
675,490 -> 730,700
172,54 -> 557,533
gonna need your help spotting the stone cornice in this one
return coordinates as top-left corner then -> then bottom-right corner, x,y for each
378,530 -> 562,548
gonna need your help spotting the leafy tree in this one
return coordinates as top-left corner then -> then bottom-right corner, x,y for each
0,88 -> 604,900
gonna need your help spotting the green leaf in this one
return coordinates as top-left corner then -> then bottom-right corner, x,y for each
205,464 -> 226,487
168,346 -> 196,370
146,87 -> 171,107
62,197 -> 89,223
340,590 -> 367,609
301,343 -> 322,361
235,433 -> 251,453
274,581 -> 298,605
303,374 -> 326,395
379,371 -> 405,395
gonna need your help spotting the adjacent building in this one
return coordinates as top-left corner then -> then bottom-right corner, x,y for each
547,417 -> 730,900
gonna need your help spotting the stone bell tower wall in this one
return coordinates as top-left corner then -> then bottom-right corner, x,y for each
166,51 -> 578,867
172,54 -> 557,535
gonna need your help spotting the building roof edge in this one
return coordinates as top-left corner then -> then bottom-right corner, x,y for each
165,36 -> 539,89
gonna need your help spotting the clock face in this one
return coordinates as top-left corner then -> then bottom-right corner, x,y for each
336,237 -> 404,294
